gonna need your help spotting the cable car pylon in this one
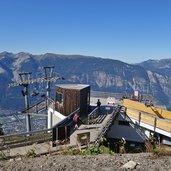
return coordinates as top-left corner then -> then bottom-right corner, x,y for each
8,67 -> 64,132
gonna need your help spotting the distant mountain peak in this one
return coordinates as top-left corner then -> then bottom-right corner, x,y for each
0,51 -> 171,110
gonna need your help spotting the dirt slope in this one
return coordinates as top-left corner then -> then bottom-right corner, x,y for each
0,153 -> 171,171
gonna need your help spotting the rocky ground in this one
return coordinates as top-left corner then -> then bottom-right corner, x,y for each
0,153 -> 171,171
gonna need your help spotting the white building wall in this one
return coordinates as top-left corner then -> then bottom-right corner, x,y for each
130,118 -> 171,138
48,107 -> 66,128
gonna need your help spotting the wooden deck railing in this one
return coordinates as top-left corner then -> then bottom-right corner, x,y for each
0,108 -> 80,151
0,128 -> 52,150
126,108 -> 171,135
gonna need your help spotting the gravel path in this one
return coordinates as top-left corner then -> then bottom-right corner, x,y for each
0,153 -> 171,171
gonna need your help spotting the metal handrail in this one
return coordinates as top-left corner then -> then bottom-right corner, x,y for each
88,107 -> 99,124
22,99 -> 46,113
94,105 -> 121,147
52,108 -> 80,128
22,97 -> 55,114
121,113 -> 148,140
0,128 -> 52,138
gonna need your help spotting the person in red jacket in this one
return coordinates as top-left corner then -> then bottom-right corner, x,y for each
73,113 -> 80,129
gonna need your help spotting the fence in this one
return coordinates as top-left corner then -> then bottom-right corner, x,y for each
0,128 -> 52,151
0,108 -> 80,151
126,108 -> 171,137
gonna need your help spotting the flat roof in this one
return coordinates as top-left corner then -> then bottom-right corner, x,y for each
56,84 -> 90,90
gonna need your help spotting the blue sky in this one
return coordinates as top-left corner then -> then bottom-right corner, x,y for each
0,0 -> 171,63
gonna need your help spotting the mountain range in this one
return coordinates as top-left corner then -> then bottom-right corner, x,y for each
1,51 -> 171,110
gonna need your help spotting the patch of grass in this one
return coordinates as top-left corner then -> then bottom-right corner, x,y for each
25,149 -> 37,158
58,146 -> 80,155
80,145 -> 113,155
99,145 -> 113,154
145,140 -> 154,152
153,147 -> 161,156
65,148 -> 76,155
153,145 -> 171,157
99,137 -> 107,146
81,147 -> 100,155
0,151 -> 6,160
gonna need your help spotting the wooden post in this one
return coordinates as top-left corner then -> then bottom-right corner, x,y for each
154,118 -> 157,132
52,127 -> 57,147
138,112 -> 141,124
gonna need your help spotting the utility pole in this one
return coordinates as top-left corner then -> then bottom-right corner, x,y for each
19,72 -> 32,132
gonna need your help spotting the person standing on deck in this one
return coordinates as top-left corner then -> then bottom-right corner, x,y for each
97,99 -> 101,115
97,99 -> 101,107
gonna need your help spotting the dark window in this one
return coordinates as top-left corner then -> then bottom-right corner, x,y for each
118,120 -> 130,126
56,92 -> 64,104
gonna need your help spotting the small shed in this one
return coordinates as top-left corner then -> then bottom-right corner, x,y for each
55,84 -> 90,117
